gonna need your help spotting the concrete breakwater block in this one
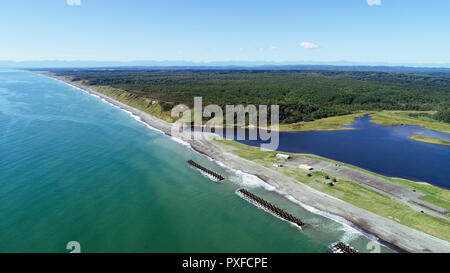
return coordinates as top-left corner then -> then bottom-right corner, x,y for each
332,241 -> 358,253
237,188 -> 305,227
187,160 -> 224,181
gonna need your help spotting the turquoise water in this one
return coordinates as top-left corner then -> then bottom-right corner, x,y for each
0,70 -> 390,253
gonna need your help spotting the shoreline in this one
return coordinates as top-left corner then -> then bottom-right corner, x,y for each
39,72 -> 450,253
187,142 -> 400,252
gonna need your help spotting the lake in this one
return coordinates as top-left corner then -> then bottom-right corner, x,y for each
233,115 -> 450,189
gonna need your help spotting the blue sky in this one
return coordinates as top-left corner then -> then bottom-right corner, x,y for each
1,0 -> 449,65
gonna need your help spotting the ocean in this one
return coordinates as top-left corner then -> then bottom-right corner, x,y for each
0,70 -> 390,253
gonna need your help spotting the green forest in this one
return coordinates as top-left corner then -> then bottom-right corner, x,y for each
52,69 -> 450,124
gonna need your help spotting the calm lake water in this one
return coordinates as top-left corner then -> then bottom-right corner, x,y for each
0,70 -> 390,253
233,116 -> 450,189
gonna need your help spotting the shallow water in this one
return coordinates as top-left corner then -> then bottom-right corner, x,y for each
0,70 -> 393,253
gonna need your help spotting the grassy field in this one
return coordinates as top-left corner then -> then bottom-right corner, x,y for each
408,135 -> 450,146
214,138 -> 450,241
279,111 -> 450,147
299,153 -> 450,212
279,110 -> 450,134
278,111 -> 372,131
370,110 -> 450,134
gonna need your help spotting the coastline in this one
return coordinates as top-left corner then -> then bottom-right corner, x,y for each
39,72 -> 450,253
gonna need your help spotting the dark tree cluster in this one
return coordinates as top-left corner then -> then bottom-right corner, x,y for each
52,69 -> 450,124
434,109 -> 450,123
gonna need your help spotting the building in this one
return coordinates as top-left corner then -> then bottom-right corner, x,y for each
276,153 -> 290,160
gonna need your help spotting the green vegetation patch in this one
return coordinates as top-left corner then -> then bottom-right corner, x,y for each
72,80 -> 175,123
279,111 -> 371,131
370,111 -> 450,134
408,135 -> 450,146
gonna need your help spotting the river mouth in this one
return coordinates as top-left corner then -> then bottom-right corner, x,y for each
214,115 -> 450,189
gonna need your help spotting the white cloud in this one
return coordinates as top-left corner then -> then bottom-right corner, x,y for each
366,0 -> 381,6
67,0 -> 81,6
299,41 -> 319,49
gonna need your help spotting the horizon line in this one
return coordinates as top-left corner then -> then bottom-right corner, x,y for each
2,60 -> 450,69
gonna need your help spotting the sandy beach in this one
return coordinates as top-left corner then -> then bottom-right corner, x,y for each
43,73 -> 450,253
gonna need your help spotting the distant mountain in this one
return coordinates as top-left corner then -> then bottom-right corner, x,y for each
2,60 -> 450,76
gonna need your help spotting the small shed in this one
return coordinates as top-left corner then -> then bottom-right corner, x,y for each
276,153 -> 290,160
